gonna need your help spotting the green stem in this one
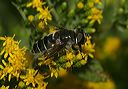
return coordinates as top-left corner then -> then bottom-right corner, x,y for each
12,2 -> 27,21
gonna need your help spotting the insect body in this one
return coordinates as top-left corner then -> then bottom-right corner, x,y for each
32,28 -> 87,58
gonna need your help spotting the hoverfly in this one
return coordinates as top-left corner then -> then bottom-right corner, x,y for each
32,27 -> 88,59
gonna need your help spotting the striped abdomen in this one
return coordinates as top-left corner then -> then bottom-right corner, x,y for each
32,29 -> 86,54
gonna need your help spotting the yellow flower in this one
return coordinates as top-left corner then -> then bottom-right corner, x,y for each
37,7 -> 52,25
66,51 -> 75,61
0,66 -> 13,80
38,21 -> 45,29
26,0 -> 43,9
80,59 -> 87,65
76,51 -> 88,65
87,7 -> 103,24
39,57 -> 58,78
0,35 -> 27,80
38,57 -> 56,66
26,0 -> 52,28
76,52 -> 83,60
94,0 -> 102,5
85,80 -> 116,89
35,73 -> 45,84
58,67 -> 67,77
0,85 -> 9,89
0,35 -> 20,59
28,15 -> 34,22
35,82 -> 48,89
34,73 -> 48,89
49,26 -> 56,34
18,81 -> 25,88
21,69 -> 38,87
88,2 -> 94,8
9,49 -> 26,79
50,67 -> 59,78
82,36 -> 95,58
103,37 -> 121,56
20,69 -> 48,89
65,61 -> 72,68
77,1 -> 84,9
21,69 -> 47,88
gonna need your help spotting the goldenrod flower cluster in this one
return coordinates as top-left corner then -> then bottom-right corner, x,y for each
20,69 -> 47,89
26,0 -> 52,29
0,35 -> 26,80
0,35 -> 47,89
77,0 -> 103,24
88,0 -> 103,24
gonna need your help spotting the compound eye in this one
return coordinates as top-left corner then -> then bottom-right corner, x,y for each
53,31 -> 60,40
76,33 -> 83,43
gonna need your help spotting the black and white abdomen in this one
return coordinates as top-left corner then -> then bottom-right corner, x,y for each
32,29 -> 86,54
32,34 -> 56,53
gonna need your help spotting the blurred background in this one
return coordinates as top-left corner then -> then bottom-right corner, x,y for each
0,0 -> 128,89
